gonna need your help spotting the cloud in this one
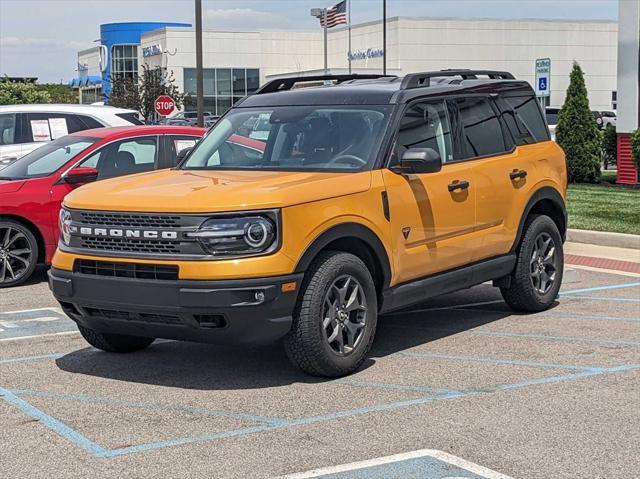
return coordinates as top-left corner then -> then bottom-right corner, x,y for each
0,36 -> 86,50
203,8 -> 292,30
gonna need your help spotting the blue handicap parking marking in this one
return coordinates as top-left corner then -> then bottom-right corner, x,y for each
0,308 -> 76,339
285,450 -> 512,479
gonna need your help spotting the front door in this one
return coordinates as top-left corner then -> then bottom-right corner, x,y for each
382,99 -> 477,285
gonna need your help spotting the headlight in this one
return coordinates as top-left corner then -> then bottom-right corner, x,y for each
59,208 -> 72,245
188,215 -> 277,256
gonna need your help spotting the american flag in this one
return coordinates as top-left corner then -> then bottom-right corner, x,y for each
317,0 -> 347,28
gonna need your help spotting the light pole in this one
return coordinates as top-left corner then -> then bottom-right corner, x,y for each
382,0 -> 386,75
195,0 -> 204,127
311,7 -> 328,75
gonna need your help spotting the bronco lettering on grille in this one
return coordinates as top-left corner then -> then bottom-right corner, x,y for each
71,225 -> 178,240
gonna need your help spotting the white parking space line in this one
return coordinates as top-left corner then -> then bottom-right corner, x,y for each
0,330 -> 80,342
0,307 -> 64,315
282,449 -> 513,479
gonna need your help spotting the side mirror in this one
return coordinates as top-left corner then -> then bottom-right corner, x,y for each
177,147 -> 193,163
64,166 -> 99,185
393,148 -> 442,174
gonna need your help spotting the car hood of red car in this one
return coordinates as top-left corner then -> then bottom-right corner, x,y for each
0,179 -> 27,193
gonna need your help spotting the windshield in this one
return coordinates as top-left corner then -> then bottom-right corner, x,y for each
181,106 -> 390,172
0,136 -> 97,180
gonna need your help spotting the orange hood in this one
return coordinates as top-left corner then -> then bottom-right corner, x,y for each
64,169 -> 372,213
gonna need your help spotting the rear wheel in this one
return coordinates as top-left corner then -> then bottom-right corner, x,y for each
501,214 -> 563,312
0,220 -> 38,288
283,251 -> 378,377
78,324 -> 155,353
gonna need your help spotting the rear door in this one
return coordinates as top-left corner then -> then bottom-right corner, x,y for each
466,94 -> 548,260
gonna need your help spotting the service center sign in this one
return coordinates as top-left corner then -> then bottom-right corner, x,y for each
155,95 -> 176,116
535,58 -> 551,97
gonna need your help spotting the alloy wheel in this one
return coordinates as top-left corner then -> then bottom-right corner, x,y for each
530,232 -> 556,295
0,225 -> 33,285
322,275 -> 367,356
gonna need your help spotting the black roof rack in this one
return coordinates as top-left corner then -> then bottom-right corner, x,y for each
255,74 -> 398,95
400,69 -> 515,90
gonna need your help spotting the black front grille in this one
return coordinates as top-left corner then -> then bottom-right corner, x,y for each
79,237 -> 180,254
79,212 -> 182,228
75,259 -> 179,280
84,307 -> 182,325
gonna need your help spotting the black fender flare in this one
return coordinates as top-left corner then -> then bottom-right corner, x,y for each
511,186 -> 567,252
294,222 -> 392,290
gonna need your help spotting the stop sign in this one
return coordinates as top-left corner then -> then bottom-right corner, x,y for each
155,95 -> 176,116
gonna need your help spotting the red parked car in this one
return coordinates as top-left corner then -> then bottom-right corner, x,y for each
0,125 -> 206,287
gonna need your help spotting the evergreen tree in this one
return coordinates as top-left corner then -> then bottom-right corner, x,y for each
555,62 -> 601,183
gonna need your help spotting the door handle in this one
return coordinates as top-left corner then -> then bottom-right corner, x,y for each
448,180 -> 470,192
510,169 -> 527,180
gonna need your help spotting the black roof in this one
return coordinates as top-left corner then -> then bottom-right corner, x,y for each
238,71 -> 535,108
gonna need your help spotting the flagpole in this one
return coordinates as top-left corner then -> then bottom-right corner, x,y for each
324,8 -> 328,75
348,0 -> 352,74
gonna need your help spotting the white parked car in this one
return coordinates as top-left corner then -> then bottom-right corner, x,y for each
0,104 -> 142,169
600,110 -> 616,128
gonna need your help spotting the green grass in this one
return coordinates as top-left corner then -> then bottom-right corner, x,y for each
567,184 -> 640,235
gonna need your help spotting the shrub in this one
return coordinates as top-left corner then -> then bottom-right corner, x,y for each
632,129 -> 640,169
555,62 -> 601,183
601,125 -> 617,169
0,79 -> 51,104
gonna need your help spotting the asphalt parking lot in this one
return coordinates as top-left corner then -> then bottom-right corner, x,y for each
1,266 -> 639,478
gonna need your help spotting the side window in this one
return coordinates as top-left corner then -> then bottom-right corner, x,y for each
394,100 -> 453,166
503,96 -> 549,142
76,114 -> 104,130
451,97 -> 509,159
165,135 -> 199,166
62,114 -> 90,134
25,113 -> 72,141
81,137 -> 158,180
0,113 -> 17,145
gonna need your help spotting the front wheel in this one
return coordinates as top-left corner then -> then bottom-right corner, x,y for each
78,324 -> 155,353
501,214 -> 564,312
283,251 -> 378,377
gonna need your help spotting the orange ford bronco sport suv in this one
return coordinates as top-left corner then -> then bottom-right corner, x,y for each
49,71 -> 567,377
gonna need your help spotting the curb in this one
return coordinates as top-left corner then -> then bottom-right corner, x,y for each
567,229 -> 640,250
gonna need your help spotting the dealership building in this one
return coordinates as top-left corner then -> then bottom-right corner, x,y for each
73,16 -> 618,114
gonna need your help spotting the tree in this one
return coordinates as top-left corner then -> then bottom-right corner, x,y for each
36,84 -> 77,103
601,125 -> 617,170
108,76 -> 140,112
0,79 -> 51,104
138,64 -> 183,122
555,62 -> 601,183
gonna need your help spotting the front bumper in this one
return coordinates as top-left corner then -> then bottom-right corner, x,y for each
49,267 -> 303,345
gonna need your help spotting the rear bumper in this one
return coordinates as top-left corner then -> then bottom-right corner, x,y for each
48,267 -> 303,345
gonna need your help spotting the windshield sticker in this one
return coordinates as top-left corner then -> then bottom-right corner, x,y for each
49,118 -> 68,140
30,120 -> 51,142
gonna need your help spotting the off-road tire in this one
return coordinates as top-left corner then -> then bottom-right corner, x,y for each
0,219 -> 38,288
501,214 -> 564,312
78,324 -> 155,353
283,251 -> 378,377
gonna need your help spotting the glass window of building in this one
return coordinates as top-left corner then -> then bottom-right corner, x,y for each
183,68 -> 260,116
111,45 -> 138,80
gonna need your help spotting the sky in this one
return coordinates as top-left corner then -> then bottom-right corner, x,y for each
0,0 -> 620,83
